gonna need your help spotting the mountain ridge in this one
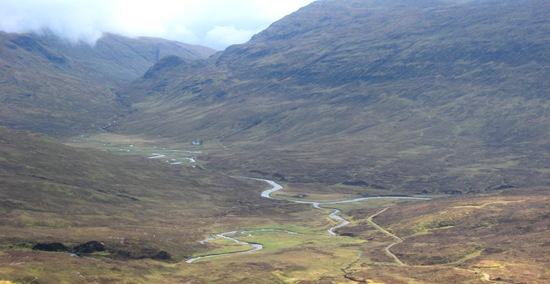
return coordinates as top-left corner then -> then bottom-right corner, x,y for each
117,0 -> 550,194
0,31 -> 215,136
0,0 -> 549,282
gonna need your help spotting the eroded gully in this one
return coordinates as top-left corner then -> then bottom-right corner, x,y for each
187,178 -> 430,263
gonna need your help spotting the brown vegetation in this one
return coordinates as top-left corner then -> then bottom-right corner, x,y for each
115,0 -> 550,195
1,0 -> 549,282
339,188 -> 550,283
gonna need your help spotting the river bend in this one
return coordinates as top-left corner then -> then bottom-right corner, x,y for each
187,178 -> 430,263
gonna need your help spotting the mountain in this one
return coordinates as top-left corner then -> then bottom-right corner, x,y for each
0,0 -> 549,282
0,32 -> 215,136
118,0 -> 550,194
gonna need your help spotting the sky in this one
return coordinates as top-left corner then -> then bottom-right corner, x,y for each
0,0 -> 317,50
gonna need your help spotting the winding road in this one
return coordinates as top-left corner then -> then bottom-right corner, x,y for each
186,178 -> 430,263
366,207 -> 405,266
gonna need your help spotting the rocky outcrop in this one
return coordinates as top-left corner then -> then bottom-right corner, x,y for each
73,241 -> 106,254
31,240 -> 172,261
32,242 -> 69,252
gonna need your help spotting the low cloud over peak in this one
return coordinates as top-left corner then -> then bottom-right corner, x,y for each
0,0 -> 316,49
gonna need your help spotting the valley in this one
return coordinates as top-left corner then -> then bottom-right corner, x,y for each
0,130 -> 548,283
186,178 -> 430,264
0,0 -> 549,283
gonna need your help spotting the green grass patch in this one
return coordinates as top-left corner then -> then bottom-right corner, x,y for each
65,133 -> 204,167
191,237 -> 252,257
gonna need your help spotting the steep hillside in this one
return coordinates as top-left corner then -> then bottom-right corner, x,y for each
0,127 -> 297,258
119,0 -> 550,194
39,32 -> 216,84
0,32 -> 215,136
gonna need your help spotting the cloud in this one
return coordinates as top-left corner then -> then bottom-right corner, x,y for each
0,0 -> 112,44
0,0 -> 316,49
206,26 -> 256,48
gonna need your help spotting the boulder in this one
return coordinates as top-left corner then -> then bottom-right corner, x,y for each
32,242 -> 69,252
152,250 -> 171,260
73,241 -> 106,254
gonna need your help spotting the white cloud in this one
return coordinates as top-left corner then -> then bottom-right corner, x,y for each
206,26 -> 257,48
0,0 -> 317,49
0,0 -> 112,44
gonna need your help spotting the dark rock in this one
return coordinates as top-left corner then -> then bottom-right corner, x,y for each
112,250 -> 132,259
152,250 -> 171,260
73,241 -> 106,254
32,242 -> 69,252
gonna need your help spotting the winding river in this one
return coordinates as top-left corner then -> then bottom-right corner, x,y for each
187,178 -> 430,263
254,178 -> 430,235
186,231 -> 263,263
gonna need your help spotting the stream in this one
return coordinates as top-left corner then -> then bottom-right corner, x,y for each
187,178 -> 430,263
253,178 -> 430,236
186,231 -> 263,264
